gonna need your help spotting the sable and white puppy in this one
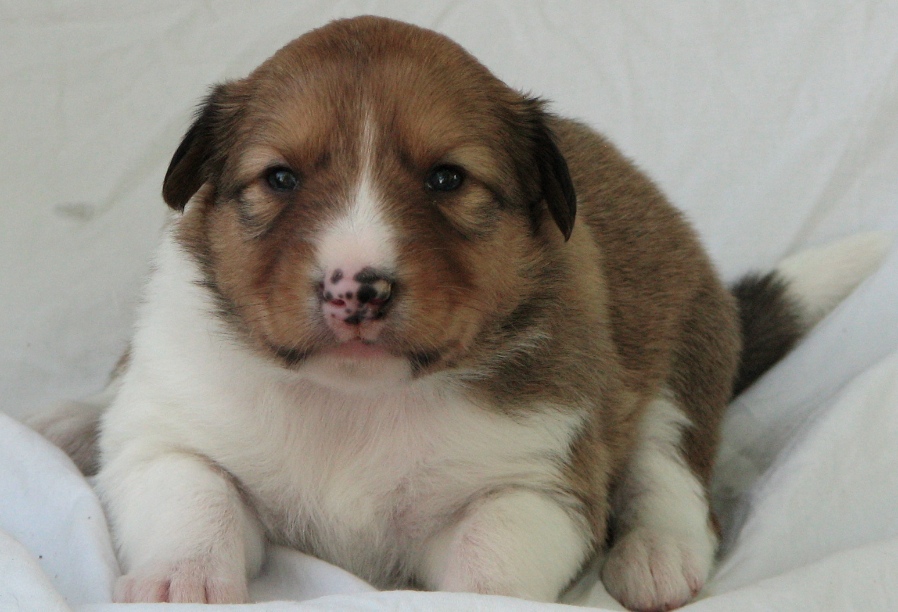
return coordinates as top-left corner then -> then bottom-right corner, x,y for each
30,16 -> 887,611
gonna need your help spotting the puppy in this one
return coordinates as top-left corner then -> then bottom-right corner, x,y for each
30,16 -> 886,611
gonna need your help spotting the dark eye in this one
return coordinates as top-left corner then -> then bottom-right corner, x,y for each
425,165 -> 465,192
266,167 -> 300,192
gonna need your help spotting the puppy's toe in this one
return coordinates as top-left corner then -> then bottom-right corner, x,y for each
114,557 -> 248,604
114,573 -> 169,603
601,528 -> 712,612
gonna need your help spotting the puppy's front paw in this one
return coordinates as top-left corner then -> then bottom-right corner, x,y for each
601,528 -> 713,612
114,557 -> 248,604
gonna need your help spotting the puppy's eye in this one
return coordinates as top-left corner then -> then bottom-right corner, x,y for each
426,165 -> 465,192
266,167 -> 300,192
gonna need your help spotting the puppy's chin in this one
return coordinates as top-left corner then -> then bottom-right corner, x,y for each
297,341 -> 414,392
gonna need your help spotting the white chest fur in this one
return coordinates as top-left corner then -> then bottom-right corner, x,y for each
220,378 -> 581,583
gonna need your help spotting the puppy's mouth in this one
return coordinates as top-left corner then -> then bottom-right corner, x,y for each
319,339 -> 392,360
268,338 -> 443,376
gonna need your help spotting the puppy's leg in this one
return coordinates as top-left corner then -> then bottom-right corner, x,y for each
97,450 -> 265,603
601,394 -> 717,612
419,489 -> 592,602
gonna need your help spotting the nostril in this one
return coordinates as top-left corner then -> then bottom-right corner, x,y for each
352,268 -> 394,305
356,282 -> 392,308
356,285 -> 377,305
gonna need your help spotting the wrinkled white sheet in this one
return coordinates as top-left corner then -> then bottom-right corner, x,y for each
2,2 -> 898,611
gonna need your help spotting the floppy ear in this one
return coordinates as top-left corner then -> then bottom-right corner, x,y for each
162,82 -> 243,210
516,98 -> 577,240
532,117 -> 577,240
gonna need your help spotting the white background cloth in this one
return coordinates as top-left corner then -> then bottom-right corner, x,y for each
2,2 -> 898,610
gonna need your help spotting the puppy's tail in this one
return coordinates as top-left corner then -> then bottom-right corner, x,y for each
730,232 -> 889,396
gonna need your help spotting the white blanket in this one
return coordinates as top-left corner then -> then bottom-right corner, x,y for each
3,2 -> 898,611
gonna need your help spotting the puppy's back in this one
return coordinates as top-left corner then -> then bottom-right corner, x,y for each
555,117 -> 739,402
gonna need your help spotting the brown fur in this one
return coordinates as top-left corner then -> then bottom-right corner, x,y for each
162,15 -> 740,597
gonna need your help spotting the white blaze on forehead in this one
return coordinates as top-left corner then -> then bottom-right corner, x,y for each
316,116 -> 396,276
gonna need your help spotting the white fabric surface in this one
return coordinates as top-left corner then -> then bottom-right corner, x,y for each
2,2 -> 898,611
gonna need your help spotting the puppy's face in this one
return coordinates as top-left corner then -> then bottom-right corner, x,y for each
164,17 -> 575,390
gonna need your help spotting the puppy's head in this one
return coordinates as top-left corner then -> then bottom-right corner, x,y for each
164,16 -> 576,390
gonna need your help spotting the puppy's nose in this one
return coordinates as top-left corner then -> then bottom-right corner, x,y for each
321,267 -> 394,326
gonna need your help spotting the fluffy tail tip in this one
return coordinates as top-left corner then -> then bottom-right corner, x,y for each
776,231 -> 891,327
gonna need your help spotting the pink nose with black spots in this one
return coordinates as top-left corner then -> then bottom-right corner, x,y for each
321,267 -> 394,329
